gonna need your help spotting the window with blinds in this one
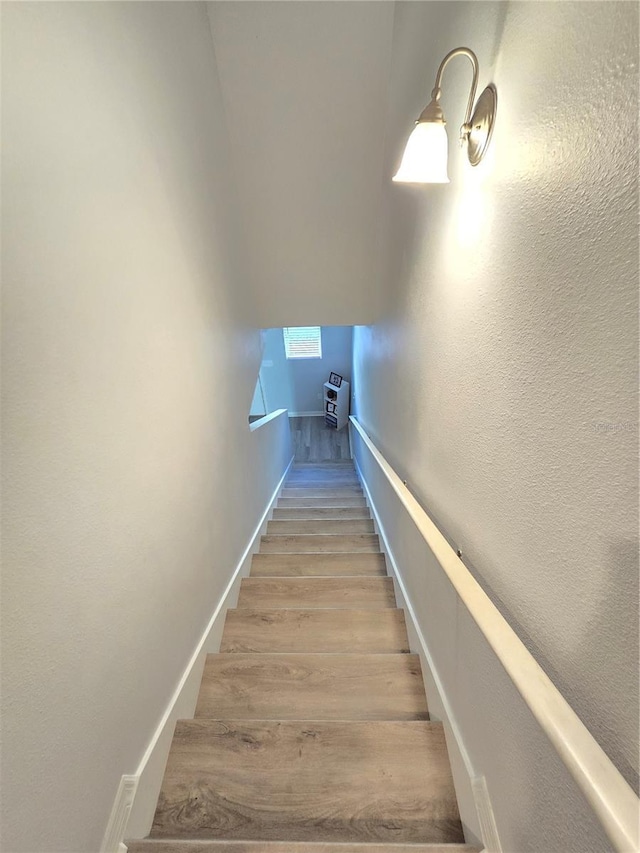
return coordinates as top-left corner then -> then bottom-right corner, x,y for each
282,327 -> 322,359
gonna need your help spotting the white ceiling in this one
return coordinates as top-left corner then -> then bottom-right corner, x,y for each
207,1 -> 395,327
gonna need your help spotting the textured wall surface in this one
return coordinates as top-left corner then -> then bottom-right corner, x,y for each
261,326 -> 353,414
353,0 -> 638,844
1,4 -> 291,851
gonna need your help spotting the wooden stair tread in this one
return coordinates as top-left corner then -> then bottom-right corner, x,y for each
128,841 -> 478,852
281,488 -> 363,498
250,554 -> 386,577
267,520 -> 374,535
291,463 -> 356,471
287,470 -> 359,478
150,720 -> 464,844
285,479 -> 361,488
290,462 -> 356,467
260,535 -> 379,554
237,577 -> 395,610
277,497 -> 367,508
272,508 -> 371,520
288,465 -> 357,470
195,654 -> 428,721
220,609 -> 410,654
287,470 -> 357,475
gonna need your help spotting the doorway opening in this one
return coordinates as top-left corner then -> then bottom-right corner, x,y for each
248,325 -> 353,461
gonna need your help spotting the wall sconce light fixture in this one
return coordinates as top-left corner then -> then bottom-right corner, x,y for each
393,47 -> 497,184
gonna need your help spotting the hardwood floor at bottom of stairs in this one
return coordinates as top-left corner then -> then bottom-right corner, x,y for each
289,416 -> 351,462
150,720 -> 464,845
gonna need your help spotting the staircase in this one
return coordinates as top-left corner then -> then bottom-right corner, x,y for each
127,461 -> 478,853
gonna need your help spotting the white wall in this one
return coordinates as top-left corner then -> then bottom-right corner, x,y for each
353,1 -> 638,849
249,376 -> 267,418
208,1 -> 394,328
1,4 -> 291,851
261,326 -> 353,415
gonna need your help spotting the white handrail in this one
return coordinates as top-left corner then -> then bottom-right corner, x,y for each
350,416 -> 639,853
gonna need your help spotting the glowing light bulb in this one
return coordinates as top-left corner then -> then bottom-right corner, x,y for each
392,121 -> 449,184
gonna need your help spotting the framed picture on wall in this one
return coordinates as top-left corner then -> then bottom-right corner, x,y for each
329,372 -> 342,388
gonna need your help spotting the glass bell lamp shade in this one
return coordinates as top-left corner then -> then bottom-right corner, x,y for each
392,121 -> 450,184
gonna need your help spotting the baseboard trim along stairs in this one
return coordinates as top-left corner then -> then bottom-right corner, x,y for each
103,457 -> 295,853
125,461 -> 480,853
351,455 -> 495,852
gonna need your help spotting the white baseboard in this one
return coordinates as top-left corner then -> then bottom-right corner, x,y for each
287,411 -> 324,418
472,775 -> 503,853
100,776 -> 137,853
100,455 -> 294,853
353,456 -> 496,852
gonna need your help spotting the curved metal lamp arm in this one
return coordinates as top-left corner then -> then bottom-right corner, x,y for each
431,47 -> 479,132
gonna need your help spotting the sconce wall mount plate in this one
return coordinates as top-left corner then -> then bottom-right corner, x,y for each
467,83 -> 497,167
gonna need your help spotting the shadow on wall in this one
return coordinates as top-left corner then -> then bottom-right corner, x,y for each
457,514 -> 640,800
249,326 -> 353,423
249,371 -> 268,423
566,537 -> 639,793
422,491 -> 640,797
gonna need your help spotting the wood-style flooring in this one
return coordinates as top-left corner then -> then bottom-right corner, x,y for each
289,417 -> 350,462
194,654 -> 429,720
219,608 -> 411,655
127,462 -> 477,853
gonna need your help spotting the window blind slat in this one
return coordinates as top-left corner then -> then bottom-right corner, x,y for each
283,327 -> 322,359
